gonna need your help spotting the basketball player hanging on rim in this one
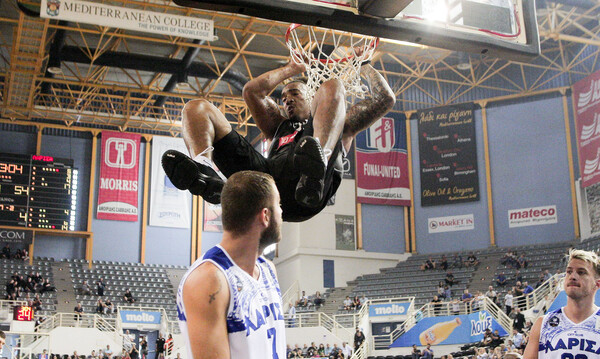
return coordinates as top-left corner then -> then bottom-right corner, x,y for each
162,51 -> 395,222
523,249 -> 600,359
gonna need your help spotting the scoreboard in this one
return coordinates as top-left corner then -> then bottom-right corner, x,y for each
0,153 -> 78,231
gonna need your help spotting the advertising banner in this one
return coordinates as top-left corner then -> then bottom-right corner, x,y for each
355,116 -> 410,206
335,215 -> 355,250
428,214 -> 474,234
40,0 -> 215,41
0,229 -> 33,245
573,70 -> 600,187
204,202 -> 223,232
390,311 -> 508,347
508,205 -> 558,228
120,310 -> 161,324
417,104 -> 479,206
149,136 -> 191,228
97,131 -> 141,221
369,302 -> 411,317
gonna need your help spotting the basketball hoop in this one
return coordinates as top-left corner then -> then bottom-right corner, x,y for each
285,24 -> 379,99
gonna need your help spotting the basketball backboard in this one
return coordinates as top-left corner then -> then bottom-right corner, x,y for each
173,0 -> 540,62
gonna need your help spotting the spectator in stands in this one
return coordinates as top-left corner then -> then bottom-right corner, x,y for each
104,345 -> 113,359
74,302 -> 84,320
314,291 -> 324,308
461,289 -> 473,312
421,344 -> 434,359
476,347 -> 489,359
421,256 -> 436,271
352,295 -> 361,310
431,295 -> 442,315
522,281 -> 534,295
411,345 -> 421,359
1,244 -> 10,259
39,349 -> 49,359
343,296 -> 352,311
516,254 -> 528,269
104,298 -> 114,314
445,270 -> 457,286
504,289 -> 513,315
129,346 -> 139,359
513,308 -> 526,333
296,290 -> 308,308
514,270 -> 523,284
140,337 -> 148,359
287,302 -> 296,328
534,272 -> 545,289
451,298 -> 460,315
166,334 -> 174,356
472,291 -> 485,311
341,342 -> 353,359
40,278 -> 55,293
123,289 -> 135,304
443,285 -> 452,300
156,334 -> 165,359
25,276 -> 36,292
96,278 -> 105,296
511,328 -> 524,350
490,347 -> 502,359
439,255 -> 448,271
95,298 -> 105,314
32,294 -> 42,311
485,285 -> 497,304
542,269 -> 552,282
317,344 -> 325,357
353,328 -> 365,351
359,295 -> 368,307
307,342 -> 317,357
466,252 -> 479,267
501,251 -> 517,268
70,351 -> 79,359
437,281 -> 445,297
6,278 -> 18,299
452,253 -> 464,268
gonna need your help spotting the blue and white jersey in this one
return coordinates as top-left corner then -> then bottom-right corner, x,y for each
177,245 -> 286,359
538,307 -> 600,358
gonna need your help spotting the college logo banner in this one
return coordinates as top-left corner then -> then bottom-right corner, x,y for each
573,70 -> 600,187
97,131 -> 141,221
149,136 -> 191,228
508,205 -> 558,228
428,214 -> 474,233
355,116 -> 410,206
390,311 -> 508,347
40,0 -> 214,41
418,103 -> 479,206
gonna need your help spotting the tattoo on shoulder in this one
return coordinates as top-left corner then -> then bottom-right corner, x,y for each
208,273 -> 223,304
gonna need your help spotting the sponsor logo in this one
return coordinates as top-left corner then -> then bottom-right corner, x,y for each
46,0 -> 61,16
580,114 -> 600,142
370,303 -> 410,316
105,138 -> 137,169
277,131 -> 298,149
470,312 -> 493,336
367,118 -> 395,153
122,312 -> 160,323
508,205 -> 557,228
0,231 -> 25,240
428,214 -> 474,233
584,151 -> 600,175
577,79 -> 600,110
549,316 -> 559,327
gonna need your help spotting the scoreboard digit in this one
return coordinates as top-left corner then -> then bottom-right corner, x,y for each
0,153 -> 78,230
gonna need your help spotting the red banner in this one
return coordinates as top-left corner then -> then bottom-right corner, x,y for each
355,117 -> 410,206
97,131 -> 141,221
574,70 -> 600,188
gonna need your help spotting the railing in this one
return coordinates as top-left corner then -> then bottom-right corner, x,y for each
511,273 -> 564,314
284,312 -> 353,340
281,281 -> 299,310
0,299 -> 28,320
351,340 -> 369,359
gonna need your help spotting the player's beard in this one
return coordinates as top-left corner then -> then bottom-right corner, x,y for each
259,209 -> 281,251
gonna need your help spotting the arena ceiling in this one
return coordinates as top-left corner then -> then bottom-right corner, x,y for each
0,0 -> 599,137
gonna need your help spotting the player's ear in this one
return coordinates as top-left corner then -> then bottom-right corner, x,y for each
259,207 -> 270,227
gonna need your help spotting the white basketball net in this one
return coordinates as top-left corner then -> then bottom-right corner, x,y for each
286,24 -> 379,99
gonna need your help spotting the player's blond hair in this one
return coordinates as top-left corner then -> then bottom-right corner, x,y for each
567,249 -> 600,277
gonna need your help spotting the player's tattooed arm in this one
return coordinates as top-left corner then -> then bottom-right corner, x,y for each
208,272 -> 223,304
343,64 -> 396,142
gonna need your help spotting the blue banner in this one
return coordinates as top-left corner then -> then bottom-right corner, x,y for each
548,291 -> 600,312
369,302 -> 411,317
120,310 -> 162,324
390,311 -> 508,347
